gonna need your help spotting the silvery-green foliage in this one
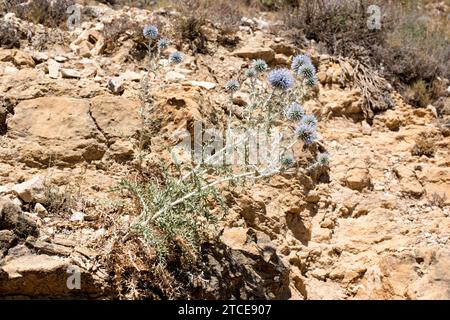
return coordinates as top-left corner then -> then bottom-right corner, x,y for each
118,166 -> 223,264
123,39 -> 329,262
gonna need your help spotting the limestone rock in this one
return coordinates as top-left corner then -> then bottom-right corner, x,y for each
393,166 -> 424,197
89,95 -> 140,140
47,59 -> 60,79
0,197 -> 38,238
0,49 -> 35,68
70,29 -> 105,56
34,203 -> 47,218
345,168 -> 371,191
232,47 -> 275,63
7,97 -> 106,167
165,71 -> 186,82
70,210 -> 84,222
186,81 -> 216,90
232,92 -> 250,106
0,254 -> 103,298
61,68 -> 81,79
107,77 -> 124,94
11,176 -> 44,203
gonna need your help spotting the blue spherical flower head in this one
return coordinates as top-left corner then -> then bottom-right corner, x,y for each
298,63 -> 316,79
317,152 -> 330,166
157,38 -> 170,50
251,59 -> 268,73
169,51 -> 183,64
143,24 -> 158,40
291,54 -> 311,73
284,102 -> 305,121
225,79 -> 240,92
267,68 -> 295,91
295,123 -> 317,146
301,114 -> 318,127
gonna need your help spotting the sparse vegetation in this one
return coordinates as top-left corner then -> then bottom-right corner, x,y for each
173,2 -> 209,54
281,0 -> 450,108
4,0 -> 75,28
0,19 -> 24,49
103,15 -> 142,55
412,131 -> 436,157
429,191 -> 447,208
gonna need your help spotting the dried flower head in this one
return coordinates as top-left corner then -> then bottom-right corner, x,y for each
169,51 -> 183,64
251,59 -> 268,73
225,79 -> 240,92
295,123 -> 317,146
291,54 -> 311,74
267,68 -> 294,91
284,102 -> 305,121
143,24 -> 158,40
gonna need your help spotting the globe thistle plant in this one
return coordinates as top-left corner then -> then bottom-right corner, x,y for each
317,152 -> 330,166
169,51 -> 183,64
251,59 -> 268,73
123,43 -> 331,263
143,24 -> 158,40
304,75 -> 318,87
157,38 -> 170,51
298,63 -> 316,79
281,153 -> 295,167
291,54 -> 311,74
225,80 -> 240,93
284,102 -> 305,121
267,69 -> 295,91
295,123 -> 318,146
301,114 -> 318,127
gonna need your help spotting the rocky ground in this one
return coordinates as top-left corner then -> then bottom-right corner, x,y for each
0,2 -> 449,299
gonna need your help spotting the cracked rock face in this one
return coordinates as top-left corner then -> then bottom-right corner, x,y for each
7,97 -> 106,167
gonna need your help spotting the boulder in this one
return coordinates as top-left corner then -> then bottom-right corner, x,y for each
70,29 -> 105,56
107,77 -> 124,94
196,228 -> 290,299
0,254 -> 103,298
232,47 -> 275,63
0,49 -> 35,68
47,59 -> 60,79
11,176 -> 45,203
61,68 -> 81,79
0,197 -> 38,238
7,97 -> 106,167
